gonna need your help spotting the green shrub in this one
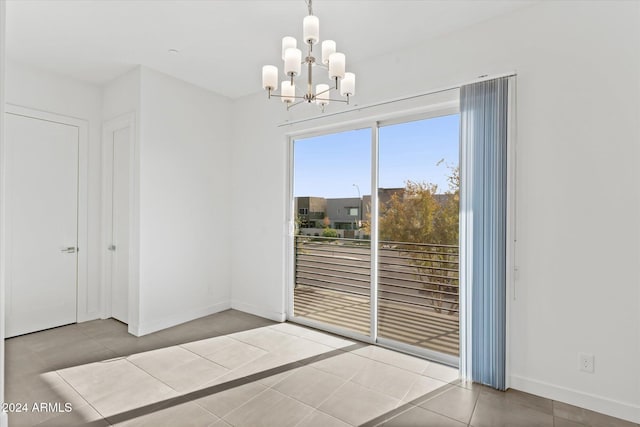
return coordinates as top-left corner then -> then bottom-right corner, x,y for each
321,228 -> 339,238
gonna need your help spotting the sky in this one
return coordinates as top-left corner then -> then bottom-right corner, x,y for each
293,113 -> 460,198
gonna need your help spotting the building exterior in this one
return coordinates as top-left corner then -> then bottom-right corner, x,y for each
326,197 -> 361,231
294,196 -> 326,229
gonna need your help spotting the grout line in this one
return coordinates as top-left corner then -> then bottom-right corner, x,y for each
355,347 -> 454,380
216,387 -> 273,422
121,357 -> 184,396
291,410 -> 316,427
466,385 -> 482,426
54,371 -> 106,422
271,323 -> 359,350
274,381 -> 356,426
176,335 -> 273,379
396,374 -> 420,405
421,406 -> 473,427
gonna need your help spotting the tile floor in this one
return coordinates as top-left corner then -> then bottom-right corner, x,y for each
4,310 -> 638,427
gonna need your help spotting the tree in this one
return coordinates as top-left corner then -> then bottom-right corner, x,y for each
378,181 -> 440,243
367,165 -> 459,245
376,167 -> 460,315
430,166 -> 459,245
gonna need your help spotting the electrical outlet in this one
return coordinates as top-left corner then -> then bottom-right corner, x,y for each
579,353 -> 594,373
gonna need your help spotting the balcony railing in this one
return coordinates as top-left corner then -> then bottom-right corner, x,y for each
293,235 -> 459,355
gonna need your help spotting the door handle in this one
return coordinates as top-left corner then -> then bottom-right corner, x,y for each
108,245 -> 116,251
61,247 -> 77,253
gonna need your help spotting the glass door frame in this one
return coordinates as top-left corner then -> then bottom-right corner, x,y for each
285,102 -> 461,367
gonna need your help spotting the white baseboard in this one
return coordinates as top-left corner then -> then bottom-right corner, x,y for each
0,411 -> 7,427
133,300 -> 231,337
230,300 -> 286,323
510,375 -> 640,424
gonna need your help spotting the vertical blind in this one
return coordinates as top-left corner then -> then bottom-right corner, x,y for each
460,77 -> 509,390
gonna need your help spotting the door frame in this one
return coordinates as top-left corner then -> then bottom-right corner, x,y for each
285,102 -> 462,366
100,113 -> 137,326
3,104 -> 89,325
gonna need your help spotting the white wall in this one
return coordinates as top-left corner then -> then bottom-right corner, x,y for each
102,67 -> 141,331
230,97 -> 288,321
136,67 -> 233,335
102,67 -> 140,121
231,1 -> 640,422
5,60 -> 104,323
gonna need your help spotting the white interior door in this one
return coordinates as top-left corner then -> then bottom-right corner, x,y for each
108,127 -> 130,323
5,113 -> 79,337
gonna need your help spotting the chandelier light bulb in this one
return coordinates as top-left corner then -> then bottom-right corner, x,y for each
281,36 -> 297,60
262,65 -> 278,90
281,81 -> 296,103
303,15 -> 320,45
340,72 -> 355,96
321,40 -> 336,65
284,48 -> 302,76
328,52 -> 346,79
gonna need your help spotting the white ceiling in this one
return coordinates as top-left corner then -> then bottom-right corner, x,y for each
6,0 -> 534,99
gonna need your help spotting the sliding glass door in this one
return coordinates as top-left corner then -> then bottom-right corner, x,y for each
290,112 -> 460,362
292,128 -> 372,337
377,115 -> 460,360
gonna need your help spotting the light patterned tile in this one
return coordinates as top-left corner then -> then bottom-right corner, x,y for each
111,401 -> 218,426
308,351 -> 369,381
470,391 -> 553,427
200,340 -> 267,370
256,363 -> 305,388
402,375 -> 449,404
553,401 -> 638,427
554,417 -> 588,427
382,405 -> 466,427
26,404 -> 109,427
351,358 -> 419,400
480,387 -> 553,415
57,358 -> 178,418
230,328 -> 300,353
273,366 -> 346,407
422,362 -> 459,383
418,384 -> 479,424
223,389 -> 313,427
273,337 -> 335,362
180,336 -> 236,357
318,381 -> 399,426
128,346 -> 229,393
208,353 -> 302,388
194,382 -> 268,418
297,410 -> 351,427
270,323 -> 356,349
353,345 -> 430,374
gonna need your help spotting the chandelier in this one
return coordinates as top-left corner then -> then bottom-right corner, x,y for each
261,0 -> 355,112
